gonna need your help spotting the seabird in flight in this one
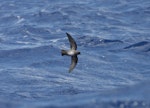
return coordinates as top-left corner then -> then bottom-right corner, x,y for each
61,33 -> 80,72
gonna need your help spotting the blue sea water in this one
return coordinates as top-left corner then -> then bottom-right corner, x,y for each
0,0 -> 150,108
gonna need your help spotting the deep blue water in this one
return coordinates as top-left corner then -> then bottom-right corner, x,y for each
0,0 -> 150,108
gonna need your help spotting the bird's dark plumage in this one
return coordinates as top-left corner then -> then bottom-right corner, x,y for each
66,33 -> 77,50
69,55 -> 78,72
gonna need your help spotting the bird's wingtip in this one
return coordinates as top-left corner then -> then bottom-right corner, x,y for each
68,69 -> 72,73
66,32 -> 71,37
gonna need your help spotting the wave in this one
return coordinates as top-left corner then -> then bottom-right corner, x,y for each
78,36 -> 123,47
124,41 -> 150,52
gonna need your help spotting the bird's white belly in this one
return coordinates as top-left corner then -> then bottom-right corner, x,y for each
68,50 -> 75,56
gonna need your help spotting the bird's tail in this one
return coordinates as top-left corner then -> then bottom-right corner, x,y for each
61,50 -> 67,56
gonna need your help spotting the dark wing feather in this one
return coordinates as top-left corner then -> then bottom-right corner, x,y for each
66,33 -> 77,50
69,55 -> 78,72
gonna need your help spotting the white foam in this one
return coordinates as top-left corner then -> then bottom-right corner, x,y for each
16,16 -> 25,24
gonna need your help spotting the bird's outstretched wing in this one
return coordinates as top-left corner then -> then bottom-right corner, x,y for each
66,33 -> 77,50
69,55 -> 78,72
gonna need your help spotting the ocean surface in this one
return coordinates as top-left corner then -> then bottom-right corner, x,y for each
0,0 -> 150,108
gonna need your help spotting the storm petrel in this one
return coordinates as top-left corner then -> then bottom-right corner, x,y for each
61,33 -> 80,72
